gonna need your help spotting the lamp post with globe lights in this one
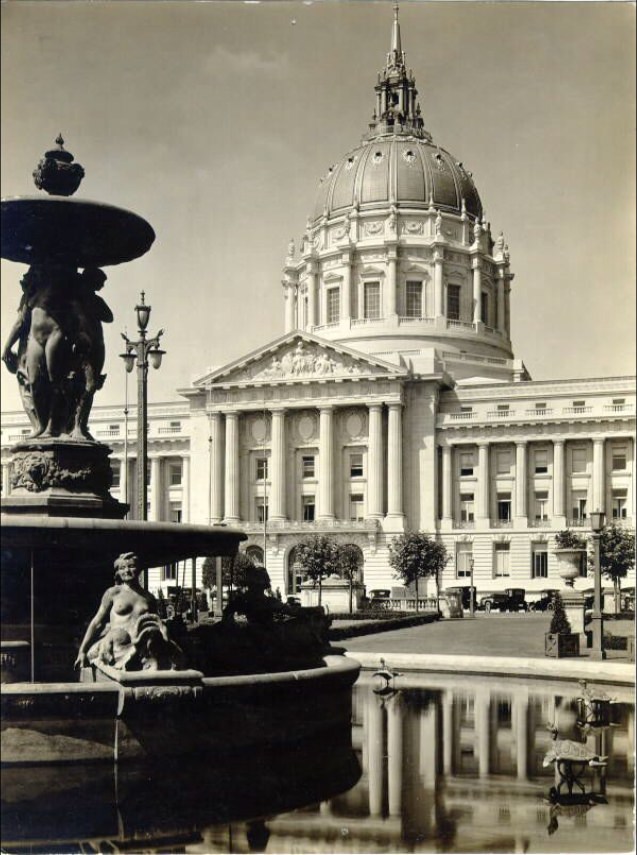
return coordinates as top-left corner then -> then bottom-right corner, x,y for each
120,291 -> 165,525
590,510 -> 606,661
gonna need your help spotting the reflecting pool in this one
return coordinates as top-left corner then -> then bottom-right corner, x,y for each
2,671 -> 634,853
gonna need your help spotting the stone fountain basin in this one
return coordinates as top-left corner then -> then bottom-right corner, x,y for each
0,655 -> 361,765
1,514 -> 246,567
1,196 -> 155,266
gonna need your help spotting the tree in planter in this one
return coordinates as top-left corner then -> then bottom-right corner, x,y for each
549,592 -> 572,635
554,530 -> 587,550
591,524 -> 635,613
388,532 -> 449,613
295,535 -> 340,607
338,543 -> 362,614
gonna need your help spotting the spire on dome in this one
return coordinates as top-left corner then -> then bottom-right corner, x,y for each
366,3 -> 430,141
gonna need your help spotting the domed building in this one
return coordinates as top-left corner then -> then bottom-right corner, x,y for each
2,7 -> 634,607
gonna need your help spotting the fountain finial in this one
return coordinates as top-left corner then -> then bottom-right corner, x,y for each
33,134 -> 85,196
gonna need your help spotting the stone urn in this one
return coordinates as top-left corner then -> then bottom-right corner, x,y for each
554,548 -> 585,587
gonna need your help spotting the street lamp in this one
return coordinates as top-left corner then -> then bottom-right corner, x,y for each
469,557 -> 475,618
590,510 -> 606,661
120,291 -> 165,524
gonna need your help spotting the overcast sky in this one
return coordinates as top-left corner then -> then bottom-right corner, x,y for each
1,0 -> 635,415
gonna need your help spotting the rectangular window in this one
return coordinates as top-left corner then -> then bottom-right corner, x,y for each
110,460 -> 121,489
169,461 -> 182,486
612,489 -> 627,519
302,455 -> 315,479
326,287 -> 340,324
364,281 -> 381,319
496,449 -> 512,475
108,424 -> 120,433
497,404 -> 510,413
350,452 -> 364,478
405,281 -> 423,317
481,291 -> 489,325
460,452 -> 474,477
349,493 -> 365,521
447,284 -> 461,320
494,543 -> 510,577
571,490 -> 587,521
532,545 -> 548,579
170,506 -> 182,524
534,490 -> 549,521
571,447 -> 587,473
497,493 -> 512,522
460,492 -> 475,522
612,449 -> 627,471
535,402 -> 547,412
256,457 -> 268,481
456,542 -> 473,578
572,400 -> 586,411
302,495 -> 316,522
163,564 -> 178,581
534,449 -> 548,474
256,499 -> 269,523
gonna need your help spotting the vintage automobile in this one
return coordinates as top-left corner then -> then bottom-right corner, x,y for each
444,586 -> 478,610
528,589 -> 559,612
368,589 -> 392,608
478,588 -> 527,613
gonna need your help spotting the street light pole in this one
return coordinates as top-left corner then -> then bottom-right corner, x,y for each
469,557 -> 475,618
590,510 -> 606,661
120,291 -> 165,523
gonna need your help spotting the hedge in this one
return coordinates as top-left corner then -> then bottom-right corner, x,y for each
329,612 -> 439,641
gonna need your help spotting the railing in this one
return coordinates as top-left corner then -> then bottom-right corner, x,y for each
157,426 -> 182,434
566,518 -> 588,528
242,518 -> 379,534
449,411 -> 476,420
455,520 -> 475,529
386,598 -> 436,612
528,519 -> 549,528
96,429 -> 121,437
486,410 -> 514,418
491,519 -> 513,528
563,406 -> 592,415
524,408 -> 553,416
8,433 -> 30,441
397,316 -> 435,325
604,404 -> 633,413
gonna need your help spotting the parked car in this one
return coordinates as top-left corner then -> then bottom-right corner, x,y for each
528,589 -> 559,612
478,588 -> 527,613
368,589 -> 391,608
444,586 -> 477,610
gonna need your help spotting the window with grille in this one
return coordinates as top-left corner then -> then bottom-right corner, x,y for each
456,542 -> 473,578
494,543 -> 510,576
497,493 -> 511,521
447,284 -> 461,320
326,287 -> 340,324
405,281 -> 422,317
481,291 -> 489,324
256,499 -> 269,523
256,457 -> 268,481
349,494 -> 365,521
534,490 -> 549,521
302,455 -> 315,478
460,452 -> 474,477
532,544 -> 548,578
350,452 -> 364,478
534,449 -> 548,473
612,489 -> 627,519
460,493 -> 474,522
302,495 -> 315,522
364,282 -> 380,319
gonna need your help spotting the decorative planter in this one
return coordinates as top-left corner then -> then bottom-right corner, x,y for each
545,632 -> 580,658
554,548 -> 585,587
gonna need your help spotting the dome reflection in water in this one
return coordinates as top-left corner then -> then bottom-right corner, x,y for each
2,673 -> 633,854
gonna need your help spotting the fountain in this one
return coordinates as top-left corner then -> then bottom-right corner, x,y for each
0,139 -> 360,767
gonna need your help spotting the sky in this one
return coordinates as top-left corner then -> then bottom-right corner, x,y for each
1,0 -> 635,415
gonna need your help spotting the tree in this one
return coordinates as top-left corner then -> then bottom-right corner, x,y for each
388,532 -> 449,613
591,524 -> 635,613
295,535 -> 340,607
549,592 -> 572,635
201,551 -> 255,597
338,544 -> 362,614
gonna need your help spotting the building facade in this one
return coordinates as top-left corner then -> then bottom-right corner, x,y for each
2,9 -> 634,601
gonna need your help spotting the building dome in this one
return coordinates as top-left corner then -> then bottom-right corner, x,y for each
313,136 -> 482,223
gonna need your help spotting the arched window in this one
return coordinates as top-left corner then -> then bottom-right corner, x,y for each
245,545 -> 264,567
287,547 -> 304,595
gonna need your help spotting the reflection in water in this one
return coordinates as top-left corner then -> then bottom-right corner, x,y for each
1,674 -> 633,853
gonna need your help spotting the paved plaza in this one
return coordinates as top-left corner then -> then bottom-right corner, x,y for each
341,613 -> 634,661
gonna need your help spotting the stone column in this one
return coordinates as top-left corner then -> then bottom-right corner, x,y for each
434,248 -> 444,317
118,456 -> 128,508
386,695 -> 403,817
515,441 -> 527,523
477,443 -> 490,523
149,456 -> 162,521
210,412 -> 224,524
593,438 -> 605,513
367,404 -> 384,518
442,690 -> 454,775
497,271 -> 506,333
342,252 -> 352,323
386,249 -> 397,318
270,408 -> 287,521
441,445 -> 453,523
307,263 -> 317,328
553,439 -> 565,519
224,412 -> 240,523
181,455 -> 190,523
387,403 -> 404,518
472,257 -> 482,324
1,464 -> 9,496
476,689 -> 491,778
367,696 -> 384,817
283,283 -> 296,332
318,406 -> 334,519
513,692 -> 529,781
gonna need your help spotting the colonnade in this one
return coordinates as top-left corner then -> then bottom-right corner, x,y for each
209,403 -> 404,524
109,453 -> 190,522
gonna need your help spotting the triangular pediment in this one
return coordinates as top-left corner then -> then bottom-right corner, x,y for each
192,332 -> 406,388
